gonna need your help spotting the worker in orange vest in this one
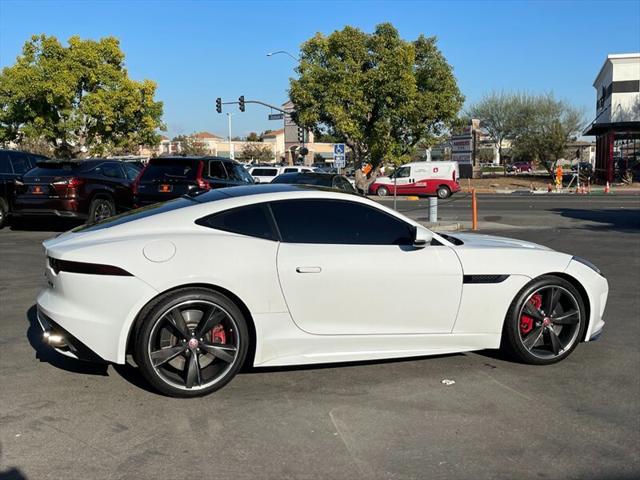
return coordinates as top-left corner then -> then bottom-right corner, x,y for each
555,165 -> 563,190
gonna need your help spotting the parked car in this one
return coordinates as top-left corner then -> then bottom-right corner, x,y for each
37,184 -> 608,397
13,159 -> 141,223
0,149 -> 48,228
271,172 -> 357,193
134,156 -> 254,207
249,165 -> 316,183
370,161 -> 461,199
507,161 -> 533,173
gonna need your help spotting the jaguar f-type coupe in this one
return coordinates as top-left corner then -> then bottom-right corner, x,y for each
37,185 -> 608,397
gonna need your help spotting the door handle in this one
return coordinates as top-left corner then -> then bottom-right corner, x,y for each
296,266 -> 321,274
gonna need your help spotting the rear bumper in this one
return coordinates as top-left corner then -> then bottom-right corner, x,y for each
13,197 -> 87,218
37,264 -> 159,363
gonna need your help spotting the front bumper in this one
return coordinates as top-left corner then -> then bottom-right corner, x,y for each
564,259 -> 609,342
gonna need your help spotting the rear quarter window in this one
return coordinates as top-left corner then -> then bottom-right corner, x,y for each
196,204 -> 277,241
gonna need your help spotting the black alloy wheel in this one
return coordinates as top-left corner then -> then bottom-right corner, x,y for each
135,288 -> 248,397
502,275 -> 586,365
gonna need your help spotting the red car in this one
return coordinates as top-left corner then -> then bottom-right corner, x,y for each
13,159 -> 141,223
507,161 -> 533,173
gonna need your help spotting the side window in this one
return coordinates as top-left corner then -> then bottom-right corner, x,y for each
10,152 -> 30,174
395,166 -> 411,178
101,163 -> 126,179
0,152 -> 11,174
283,168 -> 297,173
209,161 -> 227,179
270,199 -> 414,245
124,163 -> 141,180
196,204 -> 276,241
252,168 -> 277,177
226,163 -> 253,183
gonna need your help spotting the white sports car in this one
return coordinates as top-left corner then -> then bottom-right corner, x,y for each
37,185 -> 608,397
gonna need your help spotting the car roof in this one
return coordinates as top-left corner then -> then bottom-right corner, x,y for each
152,156 -> 238,162
276,172 -> 337,178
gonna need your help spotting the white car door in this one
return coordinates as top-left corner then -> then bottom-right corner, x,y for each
273,199 -> 463,335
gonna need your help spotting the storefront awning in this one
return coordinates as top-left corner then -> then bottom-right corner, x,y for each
583,121 -> 640,136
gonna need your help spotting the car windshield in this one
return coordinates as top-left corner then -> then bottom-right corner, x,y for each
24,163 -> 82,177
227,163 -> 254,183
141,159 -> 199,181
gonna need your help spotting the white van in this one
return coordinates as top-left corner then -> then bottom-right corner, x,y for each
370,161 -> 461,198
249,166 -> 316,183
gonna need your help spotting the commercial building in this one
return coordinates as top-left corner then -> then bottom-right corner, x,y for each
584,53 -> 640,182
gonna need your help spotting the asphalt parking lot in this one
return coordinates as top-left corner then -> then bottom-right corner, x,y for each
1,194 -> 639,480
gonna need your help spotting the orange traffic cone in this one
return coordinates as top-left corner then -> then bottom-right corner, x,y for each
604,182 -> 610,194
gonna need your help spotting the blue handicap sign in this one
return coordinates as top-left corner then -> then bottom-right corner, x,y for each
334,143 -> 345,155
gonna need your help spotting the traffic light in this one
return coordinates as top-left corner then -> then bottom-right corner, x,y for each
216,98 -> 222,114
297,126 -> 305,143
238,96 -> 245,112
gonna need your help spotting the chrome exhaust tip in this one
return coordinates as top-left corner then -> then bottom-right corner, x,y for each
43,330 -> 67,348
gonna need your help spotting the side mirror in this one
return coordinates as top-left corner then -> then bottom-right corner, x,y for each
413,226 -> 433,249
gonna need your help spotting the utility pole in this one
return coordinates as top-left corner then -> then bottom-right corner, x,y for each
227,113 -> 234,160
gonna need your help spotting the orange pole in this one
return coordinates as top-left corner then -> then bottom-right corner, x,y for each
471,188 -> 478,231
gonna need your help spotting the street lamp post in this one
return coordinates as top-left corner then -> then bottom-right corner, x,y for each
227,112 -> 234,160
266,50 -> 299,62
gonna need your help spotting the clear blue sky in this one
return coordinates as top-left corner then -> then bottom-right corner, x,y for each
1,0 -> 639,139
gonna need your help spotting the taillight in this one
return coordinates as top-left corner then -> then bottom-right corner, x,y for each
453,171 -> 457,183
132,164 -> 148,196
52,177 -> 84,197
196,161 -> 211,191
48,257 -> 132,276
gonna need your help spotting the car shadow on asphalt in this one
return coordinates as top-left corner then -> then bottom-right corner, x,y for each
9,217 -> 83,232
552,208 -> 640,232
25,305 -> 108,376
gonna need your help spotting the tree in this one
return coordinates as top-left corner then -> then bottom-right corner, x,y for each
290,23 -> 463,168
467,92 -> 526,167
237,143 -> 273,163
510,94 -> 584,175
172,134 -> 209,156
246,132 -> 261,142
0,35 -> 164,158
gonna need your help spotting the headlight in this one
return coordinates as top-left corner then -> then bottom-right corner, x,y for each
573,256 -> 604,277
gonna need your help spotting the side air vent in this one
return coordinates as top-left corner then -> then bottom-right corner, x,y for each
463,274 -> 509,284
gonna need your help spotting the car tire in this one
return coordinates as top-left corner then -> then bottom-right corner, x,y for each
436,186 -> 451,199
502,275 -> 586,365
377,186 -> 389,197
88,197 -> 115,223
135,288 -> 249,397
0,198 -> 8,229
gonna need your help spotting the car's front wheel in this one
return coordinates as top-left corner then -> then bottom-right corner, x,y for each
376,186 -> 389,197
135,288 -> 248,397
502,275 -> 586,365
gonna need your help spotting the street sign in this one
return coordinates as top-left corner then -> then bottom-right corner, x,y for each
452,152 -> 472,163
268,113 -> 284,121
333,143 -> 346,168
451,138 -> 473,152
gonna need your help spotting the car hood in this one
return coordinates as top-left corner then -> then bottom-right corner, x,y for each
448,233 -> 553,251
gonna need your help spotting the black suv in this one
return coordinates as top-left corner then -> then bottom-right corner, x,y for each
0,149 -> 48,228
133,156 -> 254,206
13,159 -> 141,223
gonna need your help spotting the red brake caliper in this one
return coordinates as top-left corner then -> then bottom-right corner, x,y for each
210,324 -> 226,344
520,293 -> 542,335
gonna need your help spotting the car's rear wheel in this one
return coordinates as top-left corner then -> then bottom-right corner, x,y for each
377,186 -> 389,197
436,185 -> 451,199
88,197 -> 115,223
0,198 -> 8,229
502,275 -> 586,365
135,288 -> 248,397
